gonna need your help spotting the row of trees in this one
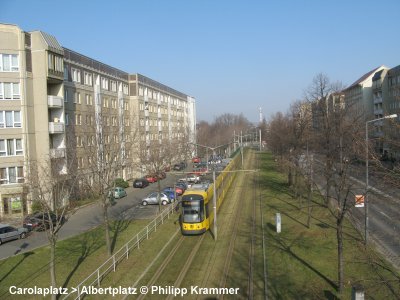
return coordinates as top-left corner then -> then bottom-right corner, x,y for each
196,113 -> 254,157
265,73 -> 400,295
27,111 -> 192,299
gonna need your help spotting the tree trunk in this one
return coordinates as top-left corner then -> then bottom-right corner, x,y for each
307,182 -> 312,228
103,202 -> 112,256
50,237 -> 57,300
337,218 -> 344,295
157,180 -> 162,214
288,166 -> 293,186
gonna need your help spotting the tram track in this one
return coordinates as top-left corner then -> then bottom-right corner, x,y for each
118,149 -> 264,300
209,149 -> 259,299
132,228 -> 206,300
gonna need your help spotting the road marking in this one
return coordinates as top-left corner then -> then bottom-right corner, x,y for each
379,211 -> 391,219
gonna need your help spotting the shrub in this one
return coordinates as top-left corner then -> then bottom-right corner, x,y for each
30,200 -> 43,213
114,178 -> 129,188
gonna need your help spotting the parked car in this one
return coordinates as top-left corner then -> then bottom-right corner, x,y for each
142,192 -> 173,206
175,181 -> 188,191
163,186 -> 184,196
108,187 -> 127,199
192,157 -> 201,163
173,164 -> 183,171
156,171 -> 166,180
23,212 -> 65,231
133,178 -> 150,188
0,224 -> 28,245
185,173 -> 200,183
163,190 -> 177,201
144,175 -> 158,183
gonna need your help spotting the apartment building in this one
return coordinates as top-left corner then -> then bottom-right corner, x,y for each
0,23 -> 196,218
342,66 -> 388,120
129,74 -> 196,173
385,65 -> 400,160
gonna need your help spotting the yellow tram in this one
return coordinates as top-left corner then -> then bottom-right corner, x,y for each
180,153 -> 239,235
180,189 -> 210,235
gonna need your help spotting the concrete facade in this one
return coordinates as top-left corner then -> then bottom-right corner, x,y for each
0,23 -> 196,218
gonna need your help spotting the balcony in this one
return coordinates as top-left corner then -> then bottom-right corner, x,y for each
374,108 -> 383,115
50,148 -> 66,158
48,95 -> 64,108
373,97 -> 383,104
49,122 -> 65,134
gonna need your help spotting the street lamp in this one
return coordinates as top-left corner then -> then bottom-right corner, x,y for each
189,142 -> 231,241
365,113 -> 397,244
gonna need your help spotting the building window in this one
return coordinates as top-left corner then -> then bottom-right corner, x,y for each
64,89 -> 69,102
65,113 -> 69,125
74,92 -> 81,104
0,139 -> 23,156
71,68 -> 81,83
111,80 -> 117,92
123,84 -> 129,95
101,77 -> 109,90
0,82 -> 20,100
64,66 -> 69,80
0,54 -> 19,72
85,94 -> 93,105
0,111 -> 21,128
0,166 -> 24,185
75,114 -> 82,125
84,72 -> 93,86
48,53 -> 63,72
77,157 -> 83,169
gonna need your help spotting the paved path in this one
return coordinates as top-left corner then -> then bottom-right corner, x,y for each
0,172 -> 184,260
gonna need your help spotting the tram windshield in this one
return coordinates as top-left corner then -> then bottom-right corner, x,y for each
181,198 -> 204,223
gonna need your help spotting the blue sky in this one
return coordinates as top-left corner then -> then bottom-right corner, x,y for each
1,0 -> 400,123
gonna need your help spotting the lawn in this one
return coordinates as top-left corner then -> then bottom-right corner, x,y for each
259,151 -> 400,299
0,215 -> 180,300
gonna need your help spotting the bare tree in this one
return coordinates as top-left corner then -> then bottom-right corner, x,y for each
26,156 -> 77,300
196,113 -> 252,157
265,111 -> 291,172
308,75 -> 365,295
304,73 -> 339,205
77,101 -> 137,256
135,128 -> 188,212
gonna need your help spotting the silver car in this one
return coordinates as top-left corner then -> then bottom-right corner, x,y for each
142,192 -> 172,206
0,224 -> 28,245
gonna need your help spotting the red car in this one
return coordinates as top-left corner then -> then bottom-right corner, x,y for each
163,186 -> 184,196
144,175 -> 158,183
192,157 -> 201,163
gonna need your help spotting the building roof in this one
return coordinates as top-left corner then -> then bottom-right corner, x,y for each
388,65 -> 400,76
344,66 -> 383,91
39,31 -> 64,55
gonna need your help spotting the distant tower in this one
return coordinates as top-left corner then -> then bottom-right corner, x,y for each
259,107 -> 263,123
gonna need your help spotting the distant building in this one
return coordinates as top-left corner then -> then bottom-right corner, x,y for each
343,65 -> 388,120
385,65 -> 400,160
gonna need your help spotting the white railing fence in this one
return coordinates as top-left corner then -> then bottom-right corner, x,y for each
62,201 -> 179,300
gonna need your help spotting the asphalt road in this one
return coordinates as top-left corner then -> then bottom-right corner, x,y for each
0,170 -> 189,260
313,158 -> 400,268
